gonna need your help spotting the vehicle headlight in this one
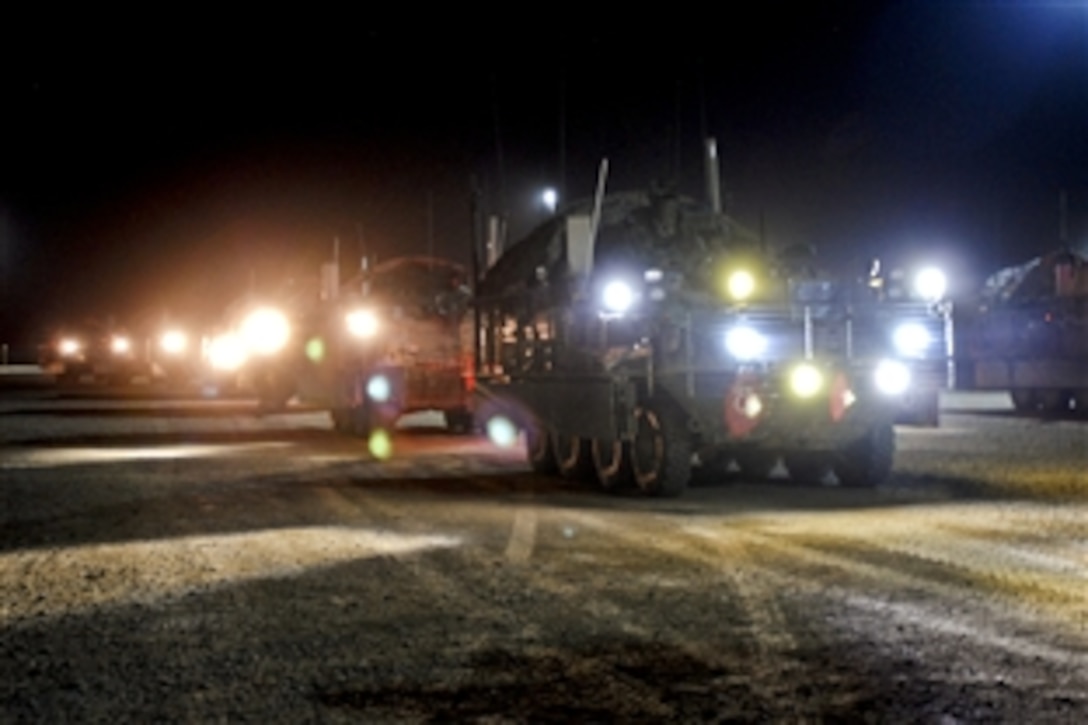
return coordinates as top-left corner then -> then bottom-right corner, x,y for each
58,338 -> 81,357
346,309 -> 379,338
725,269 -> 756,302
788,363 -> 825,398
240,307 -> 290,355
366,374 -> 392,403
160,330 -> 188,355
602,280 -> 635,313
892,322 -> 931,358
207,333 -> 247,371
874,359 -> 911,395
110,335 -> 132,355
913,267 -> 947,302
724,326 -> 768,361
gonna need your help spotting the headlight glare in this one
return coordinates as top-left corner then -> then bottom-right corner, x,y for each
893,322 -> 931,358
874,359 -> 912,395
111,336 -> 132,355
207,333 -> 247,371
914,267 -> 947,302
726,270 -> 756,301
241,307 -> 290,355
58,338 -> 81,357
346,309 -> 380,338
160,330 -> 188,355
789,363 -> 825,398
367,374 -> 392,403
724,326 -> 768,361
602,280 -> 635,313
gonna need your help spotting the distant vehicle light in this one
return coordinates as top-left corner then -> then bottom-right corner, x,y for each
789,363 -> 824,398
726,269 -> 756,301
241,307 -> 290,355
58,338 -> 81,357
346,309 -> 380,338
602,280 -> 635,313
724,326 -> 768,361
207,333 -> 247,371
643,268 -> 664,284
366,374 -> 392,403
111,336 -> 132,355
368,429 -> 393,460
874,359 -> 912,395
486,415 -> 519,448
160,330 -> 188,355
892,322 -> 931,358
914,267 -> 947,302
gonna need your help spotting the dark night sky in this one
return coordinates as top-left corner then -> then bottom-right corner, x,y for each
2,4 -> 1086,352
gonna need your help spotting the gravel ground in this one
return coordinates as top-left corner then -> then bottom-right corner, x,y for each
1,396 -> 1085,722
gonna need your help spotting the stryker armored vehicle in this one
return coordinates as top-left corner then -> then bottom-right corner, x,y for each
472,155 -> 919,497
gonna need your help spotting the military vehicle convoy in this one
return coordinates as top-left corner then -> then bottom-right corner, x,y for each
471,156 -> 933,497
206,255 -> 474,436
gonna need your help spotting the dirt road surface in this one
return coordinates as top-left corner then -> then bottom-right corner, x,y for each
1,395 -> 1085,722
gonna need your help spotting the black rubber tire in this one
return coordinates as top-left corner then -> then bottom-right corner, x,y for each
630,399 -> 691,498
832,422 -> 895,488
590,439 -> 632,492
525,420 -> 558,475
552,432 -> 596,482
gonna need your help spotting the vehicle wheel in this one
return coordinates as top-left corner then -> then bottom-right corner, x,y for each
525,420 -> 558,475
832,422 -> 895,488
590,438 -> 632,492
732,449 -> 779,480
783,451 -> 832,486
552,432 -> 596,482
630,399 -> 691,497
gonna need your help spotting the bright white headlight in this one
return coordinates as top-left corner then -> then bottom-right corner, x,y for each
893,322 -> 931,358
346,309 -> 379,338
485,415 -> 519,448
366,374 -> 392,403
602,280 -> 635,313
58,338 -> 81,357
914,267 -> 947,302
874,359 -> 912,395
207,333 -> 247,371
110,336 -> 132,355
724,326 -> 768,361
241,307 -> 290,355
160,330 -> 188,355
